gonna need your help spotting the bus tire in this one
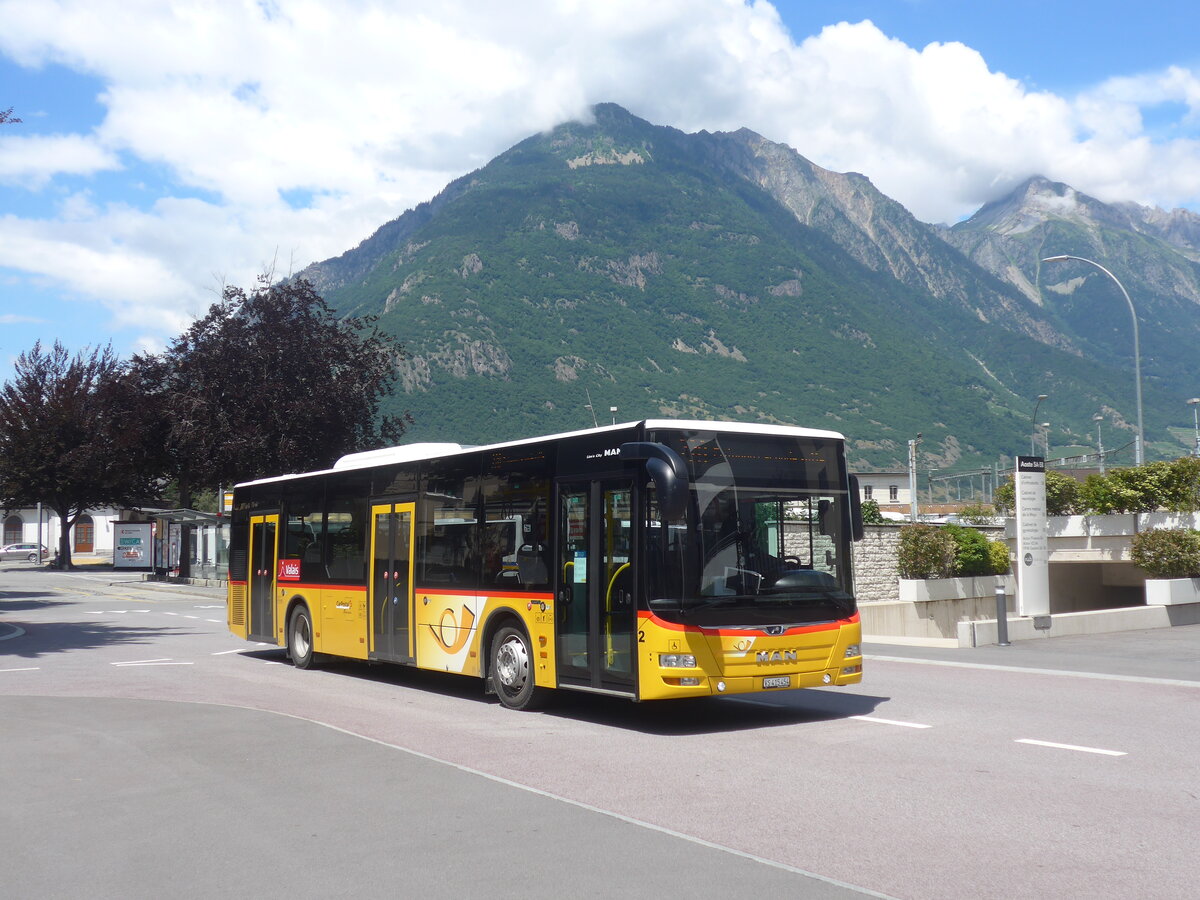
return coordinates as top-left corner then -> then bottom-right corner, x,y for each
288,604 -> 320,670
490,625 -> 546,711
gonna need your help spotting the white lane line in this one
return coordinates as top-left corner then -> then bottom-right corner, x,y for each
111,658 -> 194,667
195,605 -> 224,609
852,716 -> 933,729
866,654 -> 1200,689
1015,739 -> 1127,757
211,649 -> 246,655
205,619 -> 223,624
0,667 -> 41,673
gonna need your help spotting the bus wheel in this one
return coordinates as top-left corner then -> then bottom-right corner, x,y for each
491,626 -> 545,711
289,605 -> 320,670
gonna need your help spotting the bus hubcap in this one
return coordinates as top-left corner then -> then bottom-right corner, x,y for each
496,637 -> 528,689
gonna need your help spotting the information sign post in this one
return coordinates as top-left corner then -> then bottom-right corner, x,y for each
1014,456 -> 1050,616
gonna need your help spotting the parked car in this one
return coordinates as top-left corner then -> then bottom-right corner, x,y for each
1,542 -> 49,563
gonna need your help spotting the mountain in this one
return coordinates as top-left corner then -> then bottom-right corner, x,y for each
944,176 -> 1200,446
298,105 -> 1198,469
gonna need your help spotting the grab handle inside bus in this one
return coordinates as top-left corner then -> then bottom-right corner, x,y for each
619,442 -> 689,522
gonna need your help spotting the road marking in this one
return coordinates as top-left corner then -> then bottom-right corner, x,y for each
85,609 -> 151,615
195,605 -> 224,609
205,619 -> 223,623
866,654 -> 1200,689
111,658 -> 194,667
0,667 -> 40,672
183,615 -> 200,619
211,649 -> 246,655
1015,739 -> 1127,756
217,707 -> 899,900
852,715 -> 933,729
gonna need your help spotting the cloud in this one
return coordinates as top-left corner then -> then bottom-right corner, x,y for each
1,0 -> 1199,353
0,133 -> 119,185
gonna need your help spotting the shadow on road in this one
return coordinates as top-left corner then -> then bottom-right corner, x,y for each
0,620 -> 196,659
0,591 -> 67,612
238,650 -> 888,734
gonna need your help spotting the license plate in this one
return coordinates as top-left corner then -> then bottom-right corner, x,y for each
762,675 -> 791,689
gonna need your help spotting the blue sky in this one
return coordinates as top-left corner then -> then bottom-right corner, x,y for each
2,0 -> 1199,373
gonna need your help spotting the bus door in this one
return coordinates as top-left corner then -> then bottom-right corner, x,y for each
248,514 -> 278,642
556,479 -> 636,694
370,503 -> 415,662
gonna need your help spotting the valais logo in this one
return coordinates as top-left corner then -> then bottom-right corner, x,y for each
277,559 -> 302,581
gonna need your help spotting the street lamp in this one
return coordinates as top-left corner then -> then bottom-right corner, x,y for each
1094,413 -> 1106,474
1188,398 -> 1200,458
1041,255 -> 1144,465
1035,422 -> 1050,456
1030,394 -> 1048,456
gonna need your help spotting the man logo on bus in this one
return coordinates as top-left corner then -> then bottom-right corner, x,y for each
756,649 -> 798,663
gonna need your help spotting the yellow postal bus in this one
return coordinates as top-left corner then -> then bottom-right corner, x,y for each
227,420 -> 865,709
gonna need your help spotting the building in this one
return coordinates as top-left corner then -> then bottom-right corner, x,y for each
2,506 -> 122,557
853,471 -> 912,514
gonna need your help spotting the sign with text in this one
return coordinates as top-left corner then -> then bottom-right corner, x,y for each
112,523 -> 152,569
1014,456 -> 1050,616
277,558 -> 302,582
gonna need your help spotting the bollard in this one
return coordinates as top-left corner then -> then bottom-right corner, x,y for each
995,582 -> 1011,647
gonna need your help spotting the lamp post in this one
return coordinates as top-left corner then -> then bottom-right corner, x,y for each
1041,255 -> 1144,465
1030,394 -> 1048,456
1036,422 -> 1051,456
1094,413 -> 1106,474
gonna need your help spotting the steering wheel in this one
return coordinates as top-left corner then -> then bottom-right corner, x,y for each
782,556 -> 805,568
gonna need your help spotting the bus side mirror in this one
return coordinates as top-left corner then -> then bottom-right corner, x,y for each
620,442 -> 689,522
848,474 -> 865,541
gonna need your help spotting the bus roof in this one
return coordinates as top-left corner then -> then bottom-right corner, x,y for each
234,419 -> 846,488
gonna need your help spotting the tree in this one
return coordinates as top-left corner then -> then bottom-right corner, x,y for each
0,107 -> 20,125
137,276 -> 410,505
0,342 -> 161,567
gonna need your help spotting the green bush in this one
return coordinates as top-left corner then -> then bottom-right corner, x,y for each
955,502 -> 996,525
860,498 -> 885,525
1081,458 -> 1200,514
1130,529 -> 1200,578
993,470 -> 1080,516
942,523 -> 992,576
987,539 -> 1011,575
897,524 -> 956,579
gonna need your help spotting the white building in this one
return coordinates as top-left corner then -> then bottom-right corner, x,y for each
853,471 -> 912,513
2,506 -> 121,556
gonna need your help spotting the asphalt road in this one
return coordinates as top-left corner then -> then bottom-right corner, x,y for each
2,565 -> 1198,899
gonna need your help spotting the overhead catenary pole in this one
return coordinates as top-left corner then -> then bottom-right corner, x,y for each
1042,255 -> 1144,465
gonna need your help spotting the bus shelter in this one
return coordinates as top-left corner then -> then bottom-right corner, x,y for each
151,509 -> 229,582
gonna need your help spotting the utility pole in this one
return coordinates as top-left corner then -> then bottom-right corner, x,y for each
908,434 -> 922,523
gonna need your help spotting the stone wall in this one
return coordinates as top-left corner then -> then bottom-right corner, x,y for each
853,524 -> 902,602
852,523 -> 1005,604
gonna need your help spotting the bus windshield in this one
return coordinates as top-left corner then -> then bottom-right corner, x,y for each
644,430 -> 856,629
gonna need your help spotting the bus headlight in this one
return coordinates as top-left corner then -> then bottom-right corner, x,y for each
844,644 -> 861,658
660,653 -> 697,668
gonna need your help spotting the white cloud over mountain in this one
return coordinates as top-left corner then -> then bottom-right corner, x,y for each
1,0 -> 1198,350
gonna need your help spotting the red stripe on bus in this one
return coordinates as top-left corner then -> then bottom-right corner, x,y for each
637,609 -> 858,637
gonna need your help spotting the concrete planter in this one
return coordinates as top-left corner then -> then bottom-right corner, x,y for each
898,575 -> 1014,604
1144,577 -> 1200,606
